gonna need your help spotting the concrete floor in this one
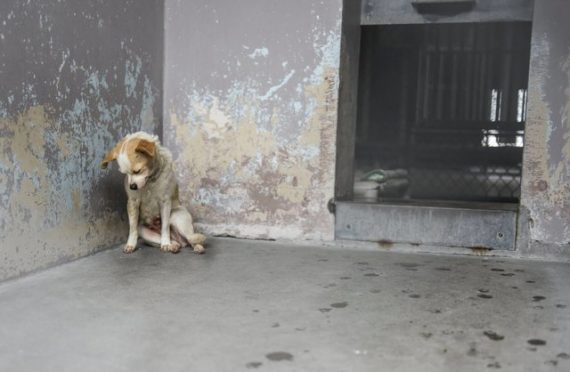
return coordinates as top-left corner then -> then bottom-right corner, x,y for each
0,239 -> 569,372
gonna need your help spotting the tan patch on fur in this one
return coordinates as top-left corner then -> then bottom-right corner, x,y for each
102,137 -> 156,171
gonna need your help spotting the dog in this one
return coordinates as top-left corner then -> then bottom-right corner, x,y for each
101,131 -> 206,254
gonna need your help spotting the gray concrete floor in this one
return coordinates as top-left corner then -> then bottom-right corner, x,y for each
0,239 -> 569,372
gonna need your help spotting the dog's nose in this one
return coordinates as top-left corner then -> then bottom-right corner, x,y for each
129,184 -> 138,190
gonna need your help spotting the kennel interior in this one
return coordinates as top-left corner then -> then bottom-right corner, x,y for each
354,22 -> 532,204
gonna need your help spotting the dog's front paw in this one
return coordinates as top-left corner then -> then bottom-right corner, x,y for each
192,244 -> 205,254
123,244 -> 136,254
160,242 -> 181,254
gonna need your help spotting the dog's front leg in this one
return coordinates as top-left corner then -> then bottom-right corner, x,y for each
125,197 -> 140,253
159,199 -> 179,253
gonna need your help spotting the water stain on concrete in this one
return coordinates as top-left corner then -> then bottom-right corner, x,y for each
397,262 -> 421,268
483,331 -> 505,341
266,352 -> 294,362
532,295 -> 546,302
527,339 -> 547,346
246,361 -> 262,369
331,302 -> 348,308
478,294 -> 493,299
364,273 -> 379,277
409,294 -> 421,299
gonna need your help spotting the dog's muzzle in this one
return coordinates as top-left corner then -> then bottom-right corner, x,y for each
130,184 -> 138,190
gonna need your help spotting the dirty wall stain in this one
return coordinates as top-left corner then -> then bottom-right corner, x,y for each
166,27 -> 341,240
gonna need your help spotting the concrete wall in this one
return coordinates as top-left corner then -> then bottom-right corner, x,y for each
520,0 -> 570,259
164,0 -> 343,240
0,0 -> 163,281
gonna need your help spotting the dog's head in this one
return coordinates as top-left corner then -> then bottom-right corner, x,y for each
101,133 -> 157,191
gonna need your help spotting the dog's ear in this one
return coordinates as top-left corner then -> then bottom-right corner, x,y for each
101,140 -> 124,169
135,139 -> 156,158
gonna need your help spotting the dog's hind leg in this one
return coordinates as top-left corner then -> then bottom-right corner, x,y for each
138,225 -> 181,253
170,207 -> 206,254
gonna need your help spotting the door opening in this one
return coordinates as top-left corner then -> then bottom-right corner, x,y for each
354,22 -> 532,204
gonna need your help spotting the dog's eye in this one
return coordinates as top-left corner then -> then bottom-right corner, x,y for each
133,169 -> 141,175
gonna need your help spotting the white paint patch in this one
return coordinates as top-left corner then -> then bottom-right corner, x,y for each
259,70 -> 295,101
248,47 -> 269,59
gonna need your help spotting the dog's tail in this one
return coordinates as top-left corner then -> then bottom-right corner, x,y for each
187,233 -> 206,245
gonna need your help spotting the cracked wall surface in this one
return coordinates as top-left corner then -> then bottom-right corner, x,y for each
164,0 -> 343,240
520,0 -> 570,257
0,0 -> 163,281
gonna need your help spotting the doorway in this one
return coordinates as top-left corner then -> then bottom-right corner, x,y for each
335,13 -> 533,251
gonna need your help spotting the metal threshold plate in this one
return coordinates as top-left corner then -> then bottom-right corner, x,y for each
335,201 -> 517,250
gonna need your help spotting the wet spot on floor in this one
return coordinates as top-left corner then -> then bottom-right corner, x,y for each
532,295 -> 546,302
557,353 -> 570,359
331,302 -> 348,308
409,294 -> 421,299
501,273 -> 515,277
266,352 -> 294,362
556,304 -> 567,309
478,294 -> 493,299
364,273 -> 379,277
319,308 -> 331,313
527,339 -> 547,346
483,331 -> 505,341
246,361 -> 262,369
491,268 -> 505,272
467,344 -> 478,357
397,262 -> 421,268
487,362 -> 501,369
435,267 -> 451,271
340,277 -> 351,280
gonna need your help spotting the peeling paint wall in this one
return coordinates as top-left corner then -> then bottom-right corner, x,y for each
0,0 -> 163,281
164,0 -> 343,240
520,0 -> 570,257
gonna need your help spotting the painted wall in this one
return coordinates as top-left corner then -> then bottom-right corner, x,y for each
0,0 -> 163,281
164,0 -> 343,240
520,0 -> 570,258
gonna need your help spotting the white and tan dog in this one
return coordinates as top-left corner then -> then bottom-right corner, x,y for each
101,131 -> 206,254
